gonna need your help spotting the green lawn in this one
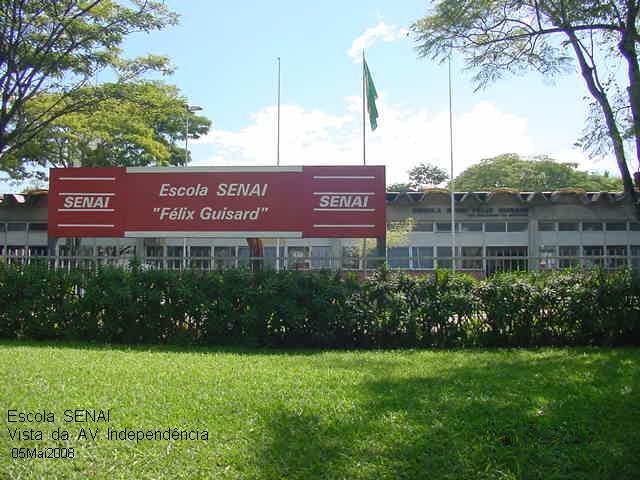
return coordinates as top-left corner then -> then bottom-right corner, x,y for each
1,343 -> 639,480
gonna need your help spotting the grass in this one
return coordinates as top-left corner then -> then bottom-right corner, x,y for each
1,342 -> 639,480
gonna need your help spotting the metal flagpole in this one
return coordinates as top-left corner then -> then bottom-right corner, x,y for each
277,57 -> 281,167
449,55 -> 456,272
276,57 -> 281,271
362,50 -> 366,166
362,50 -> 367,275
185,114 -> 189,165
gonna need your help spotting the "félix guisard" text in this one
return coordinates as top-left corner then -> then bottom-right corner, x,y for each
155,182 -> 270,222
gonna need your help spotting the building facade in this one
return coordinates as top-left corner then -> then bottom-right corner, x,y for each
2,189 -> 640,273
386,189 -> 640,273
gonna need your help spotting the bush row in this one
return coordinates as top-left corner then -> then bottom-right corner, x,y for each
1,263 -> 639,347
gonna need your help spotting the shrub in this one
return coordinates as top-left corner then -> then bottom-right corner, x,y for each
408,270 -> 476,347
0,263 -> 638,348
474,272 -> 543,346
0,263 -> 82,340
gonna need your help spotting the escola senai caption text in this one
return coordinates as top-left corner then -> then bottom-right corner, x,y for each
6,409 -> 208,460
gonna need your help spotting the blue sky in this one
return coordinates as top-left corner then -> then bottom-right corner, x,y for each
1,0 -> 618,193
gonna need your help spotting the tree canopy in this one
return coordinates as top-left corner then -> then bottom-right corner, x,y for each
408,163 -> 449,189
0,0 -> 178,168
387,163 -> 449,191
411,0 -> 640,200
452,153 -> 623,192
3,81 -> 211,180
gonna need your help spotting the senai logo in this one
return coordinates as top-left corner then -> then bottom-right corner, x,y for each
61,194 -> 113,210
315,192 -> 375,211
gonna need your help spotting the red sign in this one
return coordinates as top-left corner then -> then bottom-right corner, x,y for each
48,166 -> 386,238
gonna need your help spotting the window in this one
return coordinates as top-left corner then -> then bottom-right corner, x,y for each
311,246 -> 333,269
119,245 -> 136,258
630,222 -> 640,231
485,222 -> 506,232
631,246 -> 640,270
583,245 -> 604,268
539,246 -> 557,270
606,222 -> 627,231
145,246 -> 164,269
583,245 -> 603,255
388,247 -> 410,269
28,223 -> 48,232
607,245 -> 627,270
460,246 -> 482,270
507,222 -> 528,232
436,246 -> 452,269
190,246 -> 211,269
412,247 -> 434,269
288,246 -> 310,270
460,223 -> 482,232
558,222 -> 579,231
414,222 -> 433,232
486,246 -> 527,274
5,245 -> 27,265
236,246 -> 251,268
28,246 -> 48,257
436,223 -> 452,232
341,246 -> 360,269
58,245 -> 94,268
538,222 -> 555,231
262,246 -> 285,270
0,223 -> 5,232
96,245 -> 117,258
166,246 -> 184,270
559,246 -> 579,268
7,223 -> 26,231
95,245 -> 120,266
582,222 -> 603,231
146,246 -> 163,257
214,246 -> 236,270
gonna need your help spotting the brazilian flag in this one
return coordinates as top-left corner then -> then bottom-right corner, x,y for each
364,59 -> 378,131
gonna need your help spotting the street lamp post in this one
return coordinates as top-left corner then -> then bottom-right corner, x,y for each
185,105 -> 203,164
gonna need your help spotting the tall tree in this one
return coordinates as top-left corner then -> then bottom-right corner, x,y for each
453,153 -> 623,191
411,0 -> 640,200
0,0 -> 178,169
408,162 -> 449,189
3,81 -> 211,180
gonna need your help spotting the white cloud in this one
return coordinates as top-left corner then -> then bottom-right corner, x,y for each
194,97 -> 537,185
195,105 -> 354,167
347,22 -> 409,61
550,147 -> 619,176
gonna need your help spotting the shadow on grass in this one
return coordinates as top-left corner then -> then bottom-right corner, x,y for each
1,341 -> 638,478
250,350 -> 640,479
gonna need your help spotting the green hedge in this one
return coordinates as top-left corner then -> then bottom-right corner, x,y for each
1,263 -> 639,347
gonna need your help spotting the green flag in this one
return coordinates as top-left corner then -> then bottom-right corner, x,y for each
364,59 -> 378,131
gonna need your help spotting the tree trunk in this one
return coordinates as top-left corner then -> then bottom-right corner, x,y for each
619,1 -> 640,177
566,29 -> 637,202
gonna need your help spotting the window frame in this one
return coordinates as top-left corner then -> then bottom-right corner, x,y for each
485,222 -> 506,233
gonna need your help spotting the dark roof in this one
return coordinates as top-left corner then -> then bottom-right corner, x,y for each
0,190 -> 630,208
0,191 -> 47,207
385,191 -> 629,205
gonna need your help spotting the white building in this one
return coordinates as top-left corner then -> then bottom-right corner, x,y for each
2,189 -> 639,274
